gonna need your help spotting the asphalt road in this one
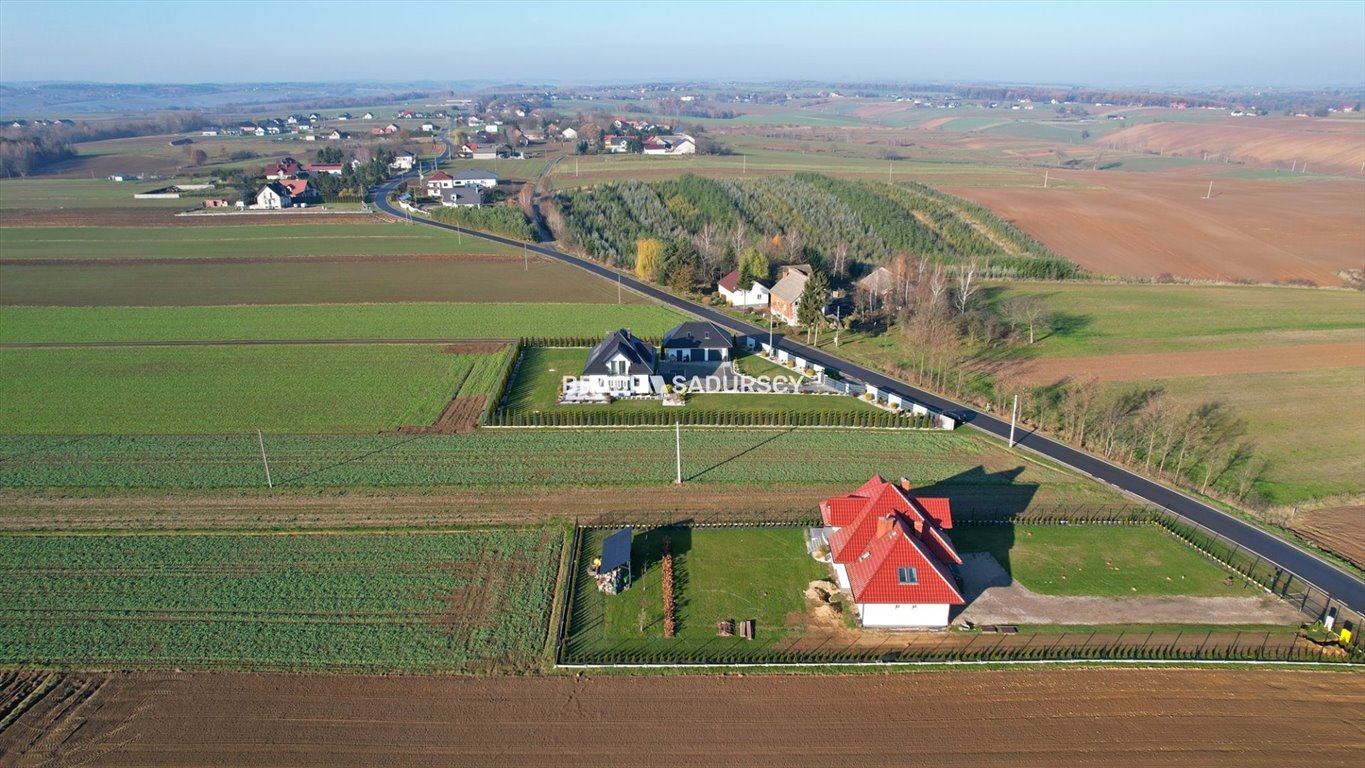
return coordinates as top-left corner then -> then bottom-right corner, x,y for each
374,171 -> 1365,617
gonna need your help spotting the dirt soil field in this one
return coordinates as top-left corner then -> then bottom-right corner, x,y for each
1,669 -> 1360,767
946,172 -> 1365,284
1010,341 -> 1365,385
1101,118 -> 1365,174
1290,505 -> 1365,570
392,395 -> 486,434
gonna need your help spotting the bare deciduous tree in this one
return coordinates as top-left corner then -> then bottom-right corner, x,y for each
954,258 -> 980,315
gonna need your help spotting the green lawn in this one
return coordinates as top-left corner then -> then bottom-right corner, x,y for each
567,527 -> 828,660
0,344 -> 510,434
0,224 -> 518,260
951,524 -> 1235,596
0,178 -> 191,209
0,304 -> 687,344
0,528 -> 562,671
502,347 -> 876,418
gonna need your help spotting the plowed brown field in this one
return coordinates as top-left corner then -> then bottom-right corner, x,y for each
1,669 -> 1360,767
946,172 -> 1365,284
1291,505 -> 1365,570
1101,118 -> 1365,174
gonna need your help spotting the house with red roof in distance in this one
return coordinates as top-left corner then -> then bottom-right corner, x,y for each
279,178 -> 322,206
264,157 -> 302,180
816,475 -> 964,628
424,170 -> 455,196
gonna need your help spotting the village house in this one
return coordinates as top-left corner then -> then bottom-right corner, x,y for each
816,476 -> 964,628
303,163 -> 344,176
769,264 -> 813,326
439,187 -> 482,207
448,169 -> 498,188
661,321 -> 733,362
253,182 -> 292,209
327,130 -> 349,141
560,126 -> 579,140
574,329 -> 662,398
717,268 -> 771,309
603,135 -> 631,153
424,170 -> 455,195
642,134 -> 696,155
460,143 -> 510,160
856,266 -> 896,298
389,151 -> 417,171
264,157 -> 302,180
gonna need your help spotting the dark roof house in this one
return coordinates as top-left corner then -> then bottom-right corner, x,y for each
583,329 -> 658,376
662,321 -> 733,352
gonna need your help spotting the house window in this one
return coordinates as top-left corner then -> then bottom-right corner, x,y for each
897,566 -> 918,585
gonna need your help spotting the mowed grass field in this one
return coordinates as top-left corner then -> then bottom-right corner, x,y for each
0,528 -> 563,671
951,524 -> 1234,596
0,344 -> 511,434
0,224 -> 519,260
0,304 -> 687,343
0,429 -> 1113,504
0,258 -> 657,305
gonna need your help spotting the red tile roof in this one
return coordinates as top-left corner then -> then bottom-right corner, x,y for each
427,170 -> 452,181
822,476 -> 963,606
718,269 -> 739,292
280,179 -> 312,196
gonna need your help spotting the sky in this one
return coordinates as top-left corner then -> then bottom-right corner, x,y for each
1,0 -> 1362,88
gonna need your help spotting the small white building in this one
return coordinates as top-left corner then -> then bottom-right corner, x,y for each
389,151 -> 417,171
253,182 -> 291,209
449,169 -> 498,188
439,186 -> 482,207
717,269 -> 771,309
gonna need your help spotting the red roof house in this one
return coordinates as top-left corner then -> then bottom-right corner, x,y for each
819,475 -> 963,627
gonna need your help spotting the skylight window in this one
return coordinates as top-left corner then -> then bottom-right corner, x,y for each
897,566 -> 918,585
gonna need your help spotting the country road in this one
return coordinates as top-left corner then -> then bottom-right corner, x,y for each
373,166 -> 1365,617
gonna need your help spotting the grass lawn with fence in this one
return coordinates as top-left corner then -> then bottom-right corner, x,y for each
500,347 -> 887,422
949,524 -> 1237,597
566,527 -> 828,662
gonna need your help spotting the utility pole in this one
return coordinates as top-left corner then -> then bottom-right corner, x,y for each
674,422 -> 682,485
888,161 -> 892,183
1203,180 -> 1213,200
1043,169 -> 1049,188
1008,395 -> 1019,448
834,305 -> 841,347
524,241 -> 528,271
257,429 -> 273,488
768,313 -> 774,351
617,273 -> 622,304
742,155 -> 746,174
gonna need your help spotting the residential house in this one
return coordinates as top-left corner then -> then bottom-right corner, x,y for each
279,178 -> 321,205
389,151 -> 417,171
420,122 -> 437,132
661,321 -> 733,362
303,163 -> 344,176
463,143 -> 510,160
362,112 -> 375,120
253,182 -> 292,209
642,134 -> 696,155
201,128 -> 220,136
424,170 -> 455,196
384,123 -> 401,134
264,157 -> 302,180
439,186 -> 482,207
577,329 -> 662,397
603,135 -> 631,153
560,127 -> 579,140
327,130 -> 349,140
769,264 -> 814,326
449,169 -> 498,188
717,269 -> 771,309
817,476 -> 964,628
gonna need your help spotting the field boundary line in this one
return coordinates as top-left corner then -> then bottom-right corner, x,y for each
0,338 -> 519,349
556,658 -> 1359,670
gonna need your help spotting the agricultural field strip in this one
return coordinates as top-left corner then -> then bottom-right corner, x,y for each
0,304 -> 688,344
0,527 -> 563,670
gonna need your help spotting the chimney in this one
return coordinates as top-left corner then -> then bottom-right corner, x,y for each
874,514 -> 896,539
900,476 -> 911,491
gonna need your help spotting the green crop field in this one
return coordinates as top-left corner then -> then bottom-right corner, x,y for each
0,223 -> 519,260
566,527 -> 828,661
0,178 -> 191,209
0,527 -> 562,671
0,303 -> 687,344
985,283 -> 1365,358
0,258 -> 654,306
502,347 -> 878,418
951,524 -> 1235,596
0,430 -> 1116,507
0,344 -> 512,434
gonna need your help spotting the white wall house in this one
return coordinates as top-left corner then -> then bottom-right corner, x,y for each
576,329 -> 663,398
717,269 -> 771,309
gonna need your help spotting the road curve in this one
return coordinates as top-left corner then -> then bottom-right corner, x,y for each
373,171 -> 1365,616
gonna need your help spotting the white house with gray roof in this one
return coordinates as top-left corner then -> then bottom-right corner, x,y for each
573,329 -> 662,398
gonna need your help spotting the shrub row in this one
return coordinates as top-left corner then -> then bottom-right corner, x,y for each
521,335 -> 662,348
492,408 -> 934,429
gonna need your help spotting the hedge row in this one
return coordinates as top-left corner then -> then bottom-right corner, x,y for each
492,408 -> 934,429
521,335 -> 663,347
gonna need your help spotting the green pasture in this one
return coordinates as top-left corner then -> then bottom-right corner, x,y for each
0,344 -> 511,434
